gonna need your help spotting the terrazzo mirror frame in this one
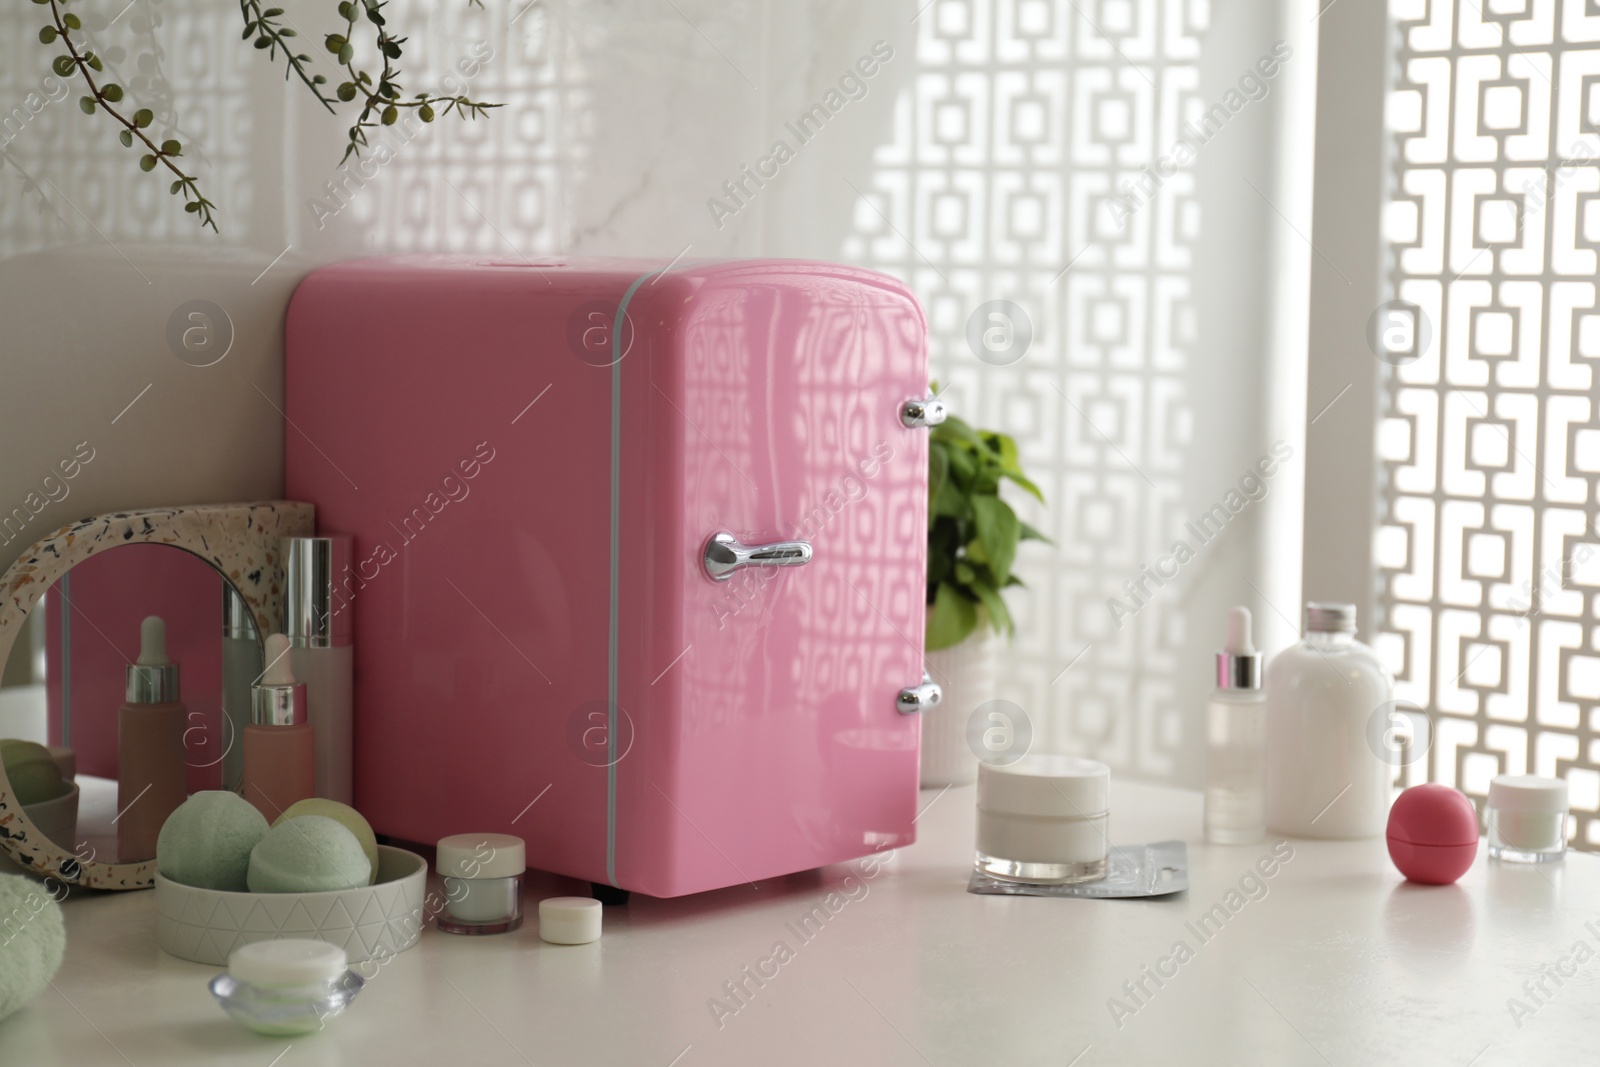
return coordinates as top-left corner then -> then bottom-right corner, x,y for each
0,502 -> 313,890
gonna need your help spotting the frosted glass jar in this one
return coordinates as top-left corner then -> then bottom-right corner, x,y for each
976,755 -> 1109,884
1487,775 -> 1568,863
436,833 -> 525,935
1265,603 -> 1394,839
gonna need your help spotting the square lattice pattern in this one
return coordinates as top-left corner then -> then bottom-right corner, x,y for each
1380,0 -> 1600,849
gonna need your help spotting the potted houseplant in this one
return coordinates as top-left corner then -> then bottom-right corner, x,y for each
922,405 -> 1046,787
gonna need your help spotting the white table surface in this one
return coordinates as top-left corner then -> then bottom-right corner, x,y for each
3,780 -> 1597,1066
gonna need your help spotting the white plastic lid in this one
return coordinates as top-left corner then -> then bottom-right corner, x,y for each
977,754 -> 1110,818
539,896 -> 602,945
228,939 -> 347,987
1488,774 -> 1568,815
437,833 -> 526,879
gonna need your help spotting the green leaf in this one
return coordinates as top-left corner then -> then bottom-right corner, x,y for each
926,582 -> 977,652
63,13 -> 80,29
101,83 -> 123,102
161,139 -> 181,155
39,26 -> 58,43
325,33 -> 347,52
968,578 -> 1012,639
139,153 -> 157,171
338,43 -> 354,64
418,103 -> 434,121
1001,468 -> 1045,503
242,23 -> 256,39
970,494 -> 1020,586
338,1 -> 356,18
84,51 -> 102,71
78,96 -> 95,114
120,129 -> 133,147
185,201 -> 200,212
337,81 -> 357,102
1018,519 -> 1051,544
53,55 -> 74,77
133,108 -> 153,127
170,179 -> 183,193
381,105 -> 397,125
254,35 -> 272,48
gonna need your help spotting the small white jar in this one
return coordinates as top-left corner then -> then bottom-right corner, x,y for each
1487,775 -> 1568,863
436,833 -> 526,934
976,755 -> 1110,884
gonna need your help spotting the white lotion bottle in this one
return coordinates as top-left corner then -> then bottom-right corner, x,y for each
1205,606 -> 1266,845
285,535 -> 354,805
1265,602 -> 1394,839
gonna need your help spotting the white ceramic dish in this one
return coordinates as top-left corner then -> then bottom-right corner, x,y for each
156,845 -> 427,966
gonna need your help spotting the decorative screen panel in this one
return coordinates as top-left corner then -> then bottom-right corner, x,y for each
1379,0 -> 1600,848
842,0 -> 1207,777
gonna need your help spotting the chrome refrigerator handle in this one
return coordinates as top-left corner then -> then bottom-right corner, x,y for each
900,396 -> 947,428
703,531 -> 813,582
897,672 -> 942,714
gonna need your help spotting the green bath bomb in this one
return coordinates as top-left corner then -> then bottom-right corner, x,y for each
1,739 -> 65,806
0,872 -> 65,1024
157,791 -> 270,892
248,816 -> 370,894
273,799 -> 379,885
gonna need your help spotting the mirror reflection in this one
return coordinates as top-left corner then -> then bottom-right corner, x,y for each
0,544 -> 262,868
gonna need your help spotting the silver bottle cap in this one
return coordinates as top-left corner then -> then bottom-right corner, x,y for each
1215,651 -> 1262,690
1215,606 -> 1262,690
222,584 -> 255,641
285,535 -> 352,649
125,615 -> 179,703
1305,602 -> 1357,634
126,662 -> 180,703
253,633 -> 307,726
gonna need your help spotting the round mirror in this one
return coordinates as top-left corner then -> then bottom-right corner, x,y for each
0,545 -> 261,875
0,502 -> 312,889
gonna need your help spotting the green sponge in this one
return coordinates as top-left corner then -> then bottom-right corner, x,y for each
0,873 -> 65,1024
157,791 -> 270,892
247,816 -> 370,893
273,799 -> 379,885
1,739 -> 65,806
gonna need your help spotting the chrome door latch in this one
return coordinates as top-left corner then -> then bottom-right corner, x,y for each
703,531 -> 812,582
897,672 -> 942,714
900,396 -> 947,428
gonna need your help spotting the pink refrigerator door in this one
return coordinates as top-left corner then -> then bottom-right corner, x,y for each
609,264 -> 929,896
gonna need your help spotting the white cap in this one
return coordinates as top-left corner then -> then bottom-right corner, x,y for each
228,939 -> 347,987
539,897 -> 602,945
977,754 -> 1110,818
436,833 -> 526,879
1488,774 -> 1568,815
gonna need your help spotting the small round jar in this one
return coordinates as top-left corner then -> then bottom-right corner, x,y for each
436,833 -> 526,934
209,939 -> 363,1036
1487,775 -> 1568,864
1385,783 -> 1479,885
976,755 -> 1110,884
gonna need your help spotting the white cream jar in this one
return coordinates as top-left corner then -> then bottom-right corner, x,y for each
976,755 -> 1110,884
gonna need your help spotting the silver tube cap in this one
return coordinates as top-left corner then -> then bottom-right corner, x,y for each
125,663 -> 179,703
252,680 -> 307,727
223,584 -> 255,640
1305,602 -> 1357,634
285,535 -> 352,649
1215,651 -> 1262,690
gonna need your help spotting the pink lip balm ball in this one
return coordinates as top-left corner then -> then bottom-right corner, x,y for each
1386,783 -> 1480,885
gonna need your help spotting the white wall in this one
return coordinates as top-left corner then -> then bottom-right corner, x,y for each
0,0 -> 1311,788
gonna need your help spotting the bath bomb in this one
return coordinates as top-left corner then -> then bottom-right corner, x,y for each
273,799 -> 379,885
1,739 -> 65,806
157,791 -> 270,892
248,816 -> 370,894
0,873 -> 65,1024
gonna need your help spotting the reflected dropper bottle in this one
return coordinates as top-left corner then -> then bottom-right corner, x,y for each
241,633 -> 316,821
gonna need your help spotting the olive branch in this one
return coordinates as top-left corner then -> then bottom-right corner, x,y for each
38,0 -> 501,233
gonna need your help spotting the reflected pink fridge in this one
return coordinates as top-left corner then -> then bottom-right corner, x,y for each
284,256 -> 935,897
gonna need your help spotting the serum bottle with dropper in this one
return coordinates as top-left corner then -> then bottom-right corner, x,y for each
118,615 -> 189,862
241,633 -> 316,821
1204,606 -> 1266,845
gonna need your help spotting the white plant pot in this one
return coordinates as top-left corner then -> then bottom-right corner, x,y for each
920,629 -> 997,787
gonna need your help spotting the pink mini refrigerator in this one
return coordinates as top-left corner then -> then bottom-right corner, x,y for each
284,256 -> 936,897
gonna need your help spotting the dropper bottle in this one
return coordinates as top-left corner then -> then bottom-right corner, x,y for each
1204,606 -> 1266,845
118,615 -> 189,862
241,633 -> 316,821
